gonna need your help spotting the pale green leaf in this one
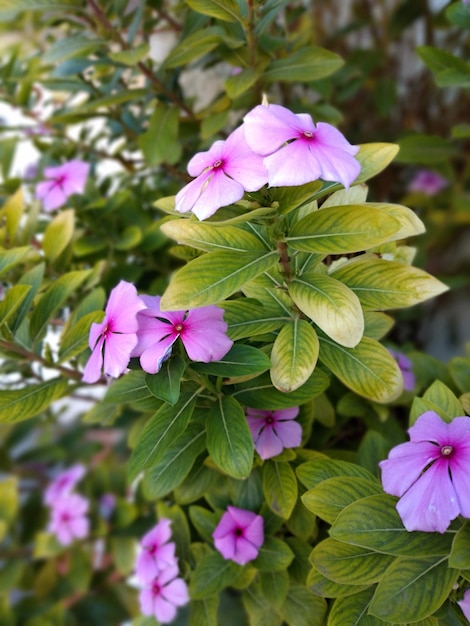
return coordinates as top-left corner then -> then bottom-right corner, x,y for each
223,299 -> 290,341
1,188 -> 24,240
226,68 -> 260,98
289,274 -> 363,348
164,27 -> 224,68
160,220 -> 266,253
0,378 -> 69,423
354,143 -> 399,184
108,42 -> 150,65
0,477 -> 18,526
42,209 -> 75,262
58,310 -> 103,362
138,103 -> 181,166
264,47 -> 343,82
366,201 -> 425,240
0,247 -> 30,277
321,184 -> 369,208
186,0 -> 242,22
270,319 -> 319,392
160,250 -> 278,310
279,586 -> 327,626
262,460 -> 298,519
190,550 -> 241,599
363,311 -> 394,340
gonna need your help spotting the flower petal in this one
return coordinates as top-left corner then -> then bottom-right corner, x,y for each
138,334 -> 176,374
255,426 -> 284,460
263,140 -> 322,187
379,440 -> 441,497
232,536 -> 260,564
82,336 -> 105,383
243,104 -> 308,155
221,126 -> 268,191
103,332 -> 137,378
163,578 -> 189,607
273,419 -> 302,449
106,281 -> 145,332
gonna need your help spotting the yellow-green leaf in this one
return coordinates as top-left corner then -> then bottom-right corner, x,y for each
160,220 -> 266,253
0,378 -> 69,423
270,319 -> 319,392
0,247 -> 30,277
226,68 -> 260,99
108,42 -> 150,66
263,460 -> 298,519
186,0 -> 242,22
354,143 -> 400,184
264,47 -> 343,82
42,209 -> 75,262
1,189 -> 24,240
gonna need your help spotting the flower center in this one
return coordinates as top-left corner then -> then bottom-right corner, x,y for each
173,323 -> 184,334
213,159 -> 223,169
234,527 -> 244,537
440,445 -> 454,457
303,130 -> 314,139
151,581 -> 161,596
265,416 -> 274,425
61,512 -> 70,522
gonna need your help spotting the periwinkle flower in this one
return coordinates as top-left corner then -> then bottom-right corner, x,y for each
458,589 -> 470,621
136,519 -> 177,583
83,280 -> 146,383
138,564 -> 189,624
246,406 -> 302,460
387,349 -> 415,392
408,169 -> 448,196
379,411 -> 470,533
212,505 -> 264,565
47,493 -> 90,546
243,103 -> 361,189
44,464 -> 86,506
175,125 -> 268,220
35,160 -> 89,211
132,295 -> 233,374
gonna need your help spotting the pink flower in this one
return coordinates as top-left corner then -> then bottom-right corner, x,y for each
35,160 -> 89,211
138,564 -> 189,624
44,464 -> 86,506
212,505 -> 264,565
458,589 -> 470,621
132,295 -> 233,374
387,349 -> 415,392
82,280 -> 146,383
243,103 -> 361,189
246,406 -> 302,460
379,411 -> 470,533
408,169 -> 448,196
175,125 -> 268,220
47,493 -> 90,546
136,519 -> 177,584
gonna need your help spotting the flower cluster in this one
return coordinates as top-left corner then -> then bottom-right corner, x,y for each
175,103 -> 360,220
44,465 -> 90,546
35,159 -> 89,211
83,281 -> 233,383
135,519 -> 189,624
212,506 -> 264,566
246,406 -> 302,460
380,411 -> 470,533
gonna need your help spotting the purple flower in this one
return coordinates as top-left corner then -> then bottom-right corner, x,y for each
379,411 -> 470,533
138,563 -> 189,624
136,519 -> 177,583
174,125 -> 268,220
82,280 -> 146,383
387,349 -> 415,392
44,464 -> 86,506
243,104 -> 360,189
35,160 -> 90,211
458,589 -> 470,621
212,505 -> 264,565
246,406 -> 302,460
47,493 -> 90,546
408,169 -> 448,196
98,493 -> 116,520
131,295 -> 233,374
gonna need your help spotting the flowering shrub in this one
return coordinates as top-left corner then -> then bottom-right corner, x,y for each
1,2 -> 470,626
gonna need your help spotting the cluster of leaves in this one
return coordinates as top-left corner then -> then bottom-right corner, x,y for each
0,1 -> 469,625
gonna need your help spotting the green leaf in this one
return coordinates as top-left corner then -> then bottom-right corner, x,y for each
108,42 -> 150,65
0,477 -> 18,527
306,567 -> 370,599
397,134 -> 458,164
189,550 -> 241,599
354,143 -> 400,184
264,47 -> 343,82
160,250 -> 278,310
279,585 -> 327,626
42,209 -> 75,262
192,345 -> 271,377
160,220 -> 265,253
0,0 -> 82,10
254,536 -> 295,572
449,356 -> 470,393
270,319 -> 319,392
186,0 -> 242,22
1,189 -> 24,240
318,334 -> 402,403
418,45 -> 470,75
10,263 -> 45,333
286,205 -> 400,254
29,270 -> 91,341
368,556 -> 458,622
242,584 -> 283,626
129,391 -> 198,480
289,274 -> 363,348
0,285 -> 31,326
311,538 -> 395,586
0,247 -> 30,278
189,595 -> 219,626
296,458 -> 376,490
330,494 -> 455,557
327,587 -> 383,626
226,68 -> 260,98
138,103 -> 181,166
331,258 -> 448,310
206,395 -> 253,479
104,370 -> 153,404
302,476 -> 383,524
446,1 -> 470,30
142,424 -> 206,499
259,570 -> 289,609
58,310 -> 103,362
421,381 -> 464,420
449,522 -> 470,569
145,355 -> 186,405
262,460 -> 298,519
164,27 -> 224,68
363,311 -> 394,340
114,225 -> 142,251
223,299 -> 289,341
232,369 -> 329,409
0,378 -> 69,423
42,34 -> 104,64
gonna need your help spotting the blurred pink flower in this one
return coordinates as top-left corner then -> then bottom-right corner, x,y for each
387,349 -> 415,392
44,464 -> 86,506
83,280 -> 146,383
138,563 -> 189,624
408,169 -> 448,196
458,589 -> 470,621
136,519 -> 177,583
379,411 -> 470,533
48,493 -> 90,546
132,295 -> 233,374
243,103 -> 360,189
175,125 -> 268,220
246,406 -> 302,460
98,493 -> 116,520
213,505 -> 264,565
35,160 -> 89,211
